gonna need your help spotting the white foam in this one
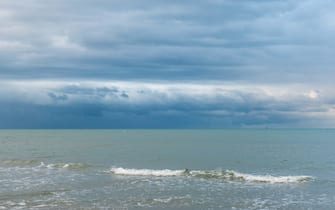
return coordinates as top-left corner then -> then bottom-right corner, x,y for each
109,167 -> 313,183
153,197 -> 174,203
110,167 -> 185,176
223,170 -> 313,184
152,195 -> 191,204
39,162 -> 89,170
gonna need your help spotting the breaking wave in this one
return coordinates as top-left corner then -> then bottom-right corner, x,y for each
0,160 -> 314,183
110,167 -> 185,176
109,167 -> 313,184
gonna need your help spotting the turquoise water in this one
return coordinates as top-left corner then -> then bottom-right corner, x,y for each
0,129 -> 335,209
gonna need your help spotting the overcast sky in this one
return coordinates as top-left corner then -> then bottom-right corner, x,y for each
1,0 -> 334,128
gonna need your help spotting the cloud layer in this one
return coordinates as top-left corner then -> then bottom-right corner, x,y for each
0,0 -> 335,82
1,80 -> 334,128
0,0 -> 334,127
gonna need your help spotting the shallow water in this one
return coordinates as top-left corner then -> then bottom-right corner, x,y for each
0,129 -> 335,209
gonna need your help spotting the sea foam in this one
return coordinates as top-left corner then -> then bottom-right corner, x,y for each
189,170 -> 313,183
109,167 -> 313,183
39,162 -> 90,170
0,159 -> 89,170
110,167 -> 185,176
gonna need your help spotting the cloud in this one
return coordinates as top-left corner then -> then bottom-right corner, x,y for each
0,1 -> 334,128
48,92 -> 68,102
304,90 -> 320,100
50,35 -> 85,52
0,80 -> 334,128
0,0 -> 334,83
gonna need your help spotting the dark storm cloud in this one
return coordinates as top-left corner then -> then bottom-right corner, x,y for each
48,92 -> 68,102
0,81 -> 334,128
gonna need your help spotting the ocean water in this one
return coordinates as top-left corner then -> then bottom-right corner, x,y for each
0,129 -> 335,209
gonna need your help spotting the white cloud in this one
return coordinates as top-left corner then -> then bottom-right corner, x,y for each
0,9 -> 12,18
0,40 -> 31,51
304,90 -> 320,100
50,35 -> 85,52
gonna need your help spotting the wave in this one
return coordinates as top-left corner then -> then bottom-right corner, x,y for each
190,170 -> 312,183
1,161 -> 314,184
136,195 -> 192,207
110,167 -> 185,176
109,167 -> 313,184
39,162 -> 90,170
0,159 -> 90,170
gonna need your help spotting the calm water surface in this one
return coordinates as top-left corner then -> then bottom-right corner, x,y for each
0,129 -> 335,209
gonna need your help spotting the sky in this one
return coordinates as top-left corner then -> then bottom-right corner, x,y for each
0,0 -> 335,128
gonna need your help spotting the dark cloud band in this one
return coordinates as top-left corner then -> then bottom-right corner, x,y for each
0,80 -> 334,128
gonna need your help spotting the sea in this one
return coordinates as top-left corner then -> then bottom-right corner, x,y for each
0,129 -> 335,209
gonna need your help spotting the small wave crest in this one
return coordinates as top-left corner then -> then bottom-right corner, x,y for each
135,195 -> 192,207
39,162 -> 90,170
109,167 -> 313,183
0,159 -> 90,170
110,167 -> 185,176
190,170 -> 313,183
